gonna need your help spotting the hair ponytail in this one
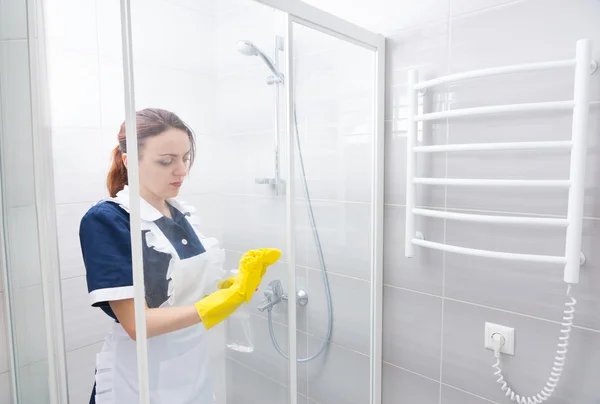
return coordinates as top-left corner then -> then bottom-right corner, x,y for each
107,146 -> 128,197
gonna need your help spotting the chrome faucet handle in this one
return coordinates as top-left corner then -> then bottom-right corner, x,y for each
269,279 -> 284,300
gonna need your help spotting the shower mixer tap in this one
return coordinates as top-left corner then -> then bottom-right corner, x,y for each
257,279 -> 308,312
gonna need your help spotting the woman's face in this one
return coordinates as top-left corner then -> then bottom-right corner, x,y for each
126,128 -> 191,201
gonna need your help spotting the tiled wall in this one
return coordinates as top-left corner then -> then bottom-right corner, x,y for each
0,0 -> 52,402
379,0 -> 600,403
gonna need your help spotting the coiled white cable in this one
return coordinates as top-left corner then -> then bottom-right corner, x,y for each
491,284 -> 576,404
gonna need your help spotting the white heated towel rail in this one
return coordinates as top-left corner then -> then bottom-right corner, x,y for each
405,39 -> 597,285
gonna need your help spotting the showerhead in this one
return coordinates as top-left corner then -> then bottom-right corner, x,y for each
236,40 -> 260,56
236,39 -> 284,83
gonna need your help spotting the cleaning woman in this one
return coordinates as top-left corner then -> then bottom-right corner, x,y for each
79,108 -> 280,403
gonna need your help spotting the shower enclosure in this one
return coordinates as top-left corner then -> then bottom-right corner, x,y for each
0,0 -> 385,403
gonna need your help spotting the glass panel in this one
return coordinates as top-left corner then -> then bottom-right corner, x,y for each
104,1 -> 291,403
0,12 -> 51,404
291,21 -> 376,404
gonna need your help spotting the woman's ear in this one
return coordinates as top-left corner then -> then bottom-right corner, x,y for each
122,152 -> 128,169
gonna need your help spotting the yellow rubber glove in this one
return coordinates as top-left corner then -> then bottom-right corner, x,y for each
217,277 -> 235,289
195,248 -> 281,329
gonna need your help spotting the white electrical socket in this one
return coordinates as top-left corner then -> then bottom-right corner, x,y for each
484,322 -> 515,355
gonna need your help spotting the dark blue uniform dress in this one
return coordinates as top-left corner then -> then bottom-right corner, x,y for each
79,201 -> 205,404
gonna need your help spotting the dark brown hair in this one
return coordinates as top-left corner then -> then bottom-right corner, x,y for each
107,108 -> 196,197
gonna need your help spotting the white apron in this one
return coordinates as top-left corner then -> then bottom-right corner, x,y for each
93,189 -> 226,404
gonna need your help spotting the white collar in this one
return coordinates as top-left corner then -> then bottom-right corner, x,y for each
112,185 -> 195,222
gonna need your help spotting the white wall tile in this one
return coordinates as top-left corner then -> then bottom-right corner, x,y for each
66,342 -> 103,404
385,21 -> 449,120
100,0 -> 215,70
17,360 -> 49,404
441,385 -> 496,404
301,0 -> 449,35
61,276 -> 113,351
47,52 -> 101,128
383,363 -> 440,404
167,0 -> 215,13
13,285 -> 48,366
303,201 -> 372,281
44,0 -> 97,55
216,67 -> 273,135
306,269 -> 370,355
306,335 -> 370,404
6,205 -> 41,289
98,57 -> 217,134
449,0 -> 600,100
383,286 -> 442,380
189,132 -> 278,196
293,123 -> 373,204
450,0 -> 522,17
0,293 -> 8,374
383,205 -> 445,296
0,40 -> 35,208
0,0 -> 27,40
225,358 -> 289,404
226,314 -> 307,392
176,193 -> 225,241
94,0 -> 121,60
96,0 -> 215,74
132,0 -> 215,74
0,372 -> 11,404
56,203 -> 93,279
215,0 -> 249,16
218,195 -> 288,261
52,128 -> 106,204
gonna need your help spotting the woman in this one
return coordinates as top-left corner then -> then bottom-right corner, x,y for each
79,108 -> 281,404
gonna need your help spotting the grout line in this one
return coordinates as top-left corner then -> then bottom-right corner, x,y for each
227,357 -> 289,389
449,0 -> 526,19
382,283 -> 600,334
384,16 -> 450,38
206,192 -> 373,206
67,340 -> 104,353
248,311 -> 371,358
214,129 -> 275,137
443,295 -> 600,334
383,361 -> 440,383
301,265 -> 370,283
441,383 -> 500,404
60,273 -> 86,282
383,361 -> 501,404
383,284 -> 444,299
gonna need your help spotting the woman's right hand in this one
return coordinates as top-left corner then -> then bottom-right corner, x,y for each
195,248 -> 281,329
236,248 -> 281,302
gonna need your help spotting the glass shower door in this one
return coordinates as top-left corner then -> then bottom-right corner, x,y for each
288,16 -> 380,404
119,0 -> 292,403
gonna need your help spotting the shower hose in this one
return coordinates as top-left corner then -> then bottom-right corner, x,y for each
490,284 -> 576,403
265,107 -> 333,362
